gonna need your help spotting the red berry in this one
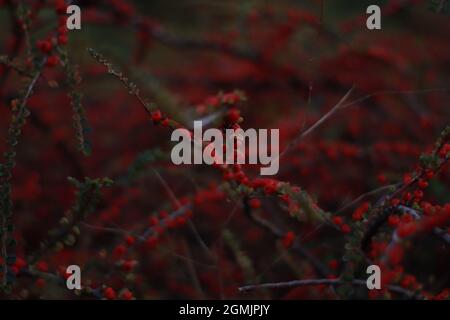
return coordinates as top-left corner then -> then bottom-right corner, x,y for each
414,190 -> 423,200
57,25 -> 68,35
388,244 -> 404,265
341,224 -> 351,233
148,215 -> 159,226
113,245 -> 126,257
159,210 -> 168,219
9,266 -> 19,275
352,203 -> 368,221
103,287 -> 116,300
222,92 -> 241,104
439,144 -> 450,158
121,289 -> 133,300
58,16 -> 67,27
401,214 -> 413,223
280,194 -> 290,203
332,216 -> 343,226
227,108 -> 240,123
368,289 -> 381,299
422,202 -> 433,216
46,55 -> 60,67
328,259 -> 339,270
377,173 -> 387,184
391,198 -> 400,206
397,223 -> 417,238
403,192 -> 412,202
175,216 -> 187,226
282,231 -> 295,248
14,257 -> 26,270
401,275 -> 417,289
55,0 -> 67,15
36,278 -> 46,288
36,261 -> 49,272
151,110 -> 162,122
388,215 -> 400,226
248,198 -> 261,209
166,218 -> 177,229
125,235 -> 135,246
122,260 -> 134,272
146,236 -> 159,249
58,35 -> 68,45
36,40 -> 52,53
418,179 -> 428,189
403,174 -> 413,184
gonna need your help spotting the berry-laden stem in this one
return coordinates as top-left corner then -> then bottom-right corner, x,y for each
361,126 -> 450,251
27,177 -> 113,265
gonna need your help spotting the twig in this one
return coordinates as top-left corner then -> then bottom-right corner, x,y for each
279,86 -> 355,160
180,239 -> 206,299
341,88 -> 449,110
152,169 -> 216,261
0,56 -> 34,78
242,197 -> 330,278
81,223 -> 131,236
1,64 -> 43,287
336,183 -> 400,215
238,278 -> 422,299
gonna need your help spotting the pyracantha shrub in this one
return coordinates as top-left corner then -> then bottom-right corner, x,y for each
0,0 -> 449,300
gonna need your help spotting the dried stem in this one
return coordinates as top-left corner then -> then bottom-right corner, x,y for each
239,278 -> 422,299
279,86 -> 355,160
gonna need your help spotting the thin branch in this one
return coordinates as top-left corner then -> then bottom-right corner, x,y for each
152,169 -> 216,261
1,63 -> 44,287
81,223 -> 131,236
0,56 -> 34,78
239,278 -> 422,298
279,86 -> 355,160
243,197 -> 330,278
180,238 -> 206,299
341,88 -> 449,110
336,183 -> 400,215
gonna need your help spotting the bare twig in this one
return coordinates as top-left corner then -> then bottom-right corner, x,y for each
243,197 -> 330,278
152,169 -> 216,261
1,64 -> 44,287
238,278 -> 422,299
336,183 -> 400,215
279,86 -> 355,160
341,88 -> 449,110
